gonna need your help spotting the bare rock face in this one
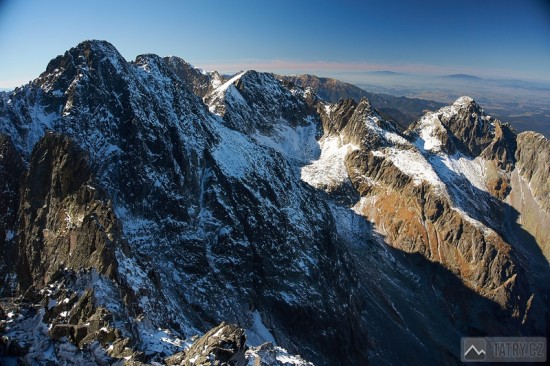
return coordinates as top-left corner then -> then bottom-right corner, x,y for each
17,133 -> 119,291
515,132 -> 550,212
439,97 -> 496,156
0,134 -> 24,296
480,121 -> 517,172
346,150 -> 527,314
506,132 -> 550,260
164,56 -> 225,99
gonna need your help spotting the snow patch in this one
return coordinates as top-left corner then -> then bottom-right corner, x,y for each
301,136 -> 358,189
246,310 -> 277,347
136,321 -> 185,356
385,148 -> 444,188
252,121 -> 319,165
246,345 -> 314,366
414,113 -> 445,153
211,125 -> 256,179
5,230 -> 14,241
364,115 -> 409,146
432,154 -> 488,193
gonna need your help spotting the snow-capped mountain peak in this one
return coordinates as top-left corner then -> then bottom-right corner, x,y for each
409,96 -> 497,156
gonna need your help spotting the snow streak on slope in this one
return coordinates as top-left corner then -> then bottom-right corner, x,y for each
207,71 -> 247,115
383,147 -> 489,193
433,154 -> 488,193
252,120 -> 320,166
301,135 -> 358,190
245,310 -> 277,347
211,121 -> 273,180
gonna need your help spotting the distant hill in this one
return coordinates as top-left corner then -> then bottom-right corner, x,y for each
442,74 -> 483,81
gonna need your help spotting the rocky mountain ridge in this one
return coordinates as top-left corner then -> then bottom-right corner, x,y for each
280,74 -> 445,129
1,40 -> 548,365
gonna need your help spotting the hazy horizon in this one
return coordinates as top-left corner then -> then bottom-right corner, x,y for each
1,0 -> 550,89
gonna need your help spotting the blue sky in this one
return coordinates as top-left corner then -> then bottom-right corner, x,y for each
0,0 -> 549,88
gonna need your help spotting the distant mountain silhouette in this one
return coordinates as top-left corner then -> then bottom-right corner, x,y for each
442,73 -> 483,81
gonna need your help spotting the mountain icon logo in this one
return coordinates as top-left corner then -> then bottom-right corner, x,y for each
463,338 -> 487,361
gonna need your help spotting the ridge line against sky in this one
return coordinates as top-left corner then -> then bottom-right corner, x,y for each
189,59 -> 535,81
1,0 -> 550,89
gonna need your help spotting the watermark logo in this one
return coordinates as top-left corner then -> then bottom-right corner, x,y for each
461,337 -> 546,363
463,338 -> 487,361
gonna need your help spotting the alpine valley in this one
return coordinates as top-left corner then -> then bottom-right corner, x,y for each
0,40 -> 548,365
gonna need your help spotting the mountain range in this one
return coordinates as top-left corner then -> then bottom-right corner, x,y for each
0,40 -> 548,365
280,74 -> 445,130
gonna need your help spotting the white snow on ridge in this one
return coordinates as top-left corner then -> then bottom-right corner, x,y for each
433,154 -> 488,193
453,95 -> 474,106
364,115 -> 409,146
382,144 -> 489,199
301,135 -> 359,189
413,95 -> 493,154
441,95 -> 477,119
413,112 -> 445,153
213,71 -> 247,95
246,345 -> 314,366
385,147 -> 444,189
206,71 -> 247,115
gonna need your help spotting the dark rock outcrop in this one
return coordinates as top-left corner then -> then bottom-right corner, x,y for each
320,97 -> 403,148
0,134 -> 24,296
164,56 -> 226,98
17,133 -> 119,291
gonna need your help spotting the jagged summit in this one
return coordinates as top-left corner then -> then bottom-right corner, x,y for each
319,96 -> 404,149
408,95 -> 500,156
452,95 -> 475,106
42,40 -> 126,78
281,74 -> 446,129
